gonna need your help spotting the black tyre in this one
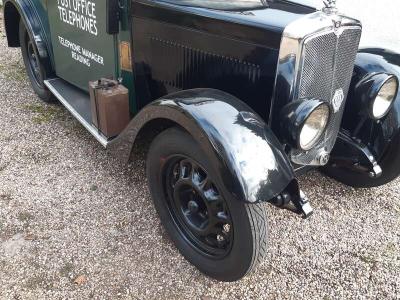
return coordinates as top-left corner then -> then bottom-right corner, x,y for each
323,133 -> 400,188
19,20 -> 54,102
146,127 -> 268,281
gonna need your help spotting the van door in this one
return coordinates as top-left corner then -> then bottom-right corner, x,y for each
47,0 -> 117,91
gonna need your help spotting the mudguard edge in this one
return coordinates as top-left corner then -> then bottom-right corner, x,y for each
109,88 -> 295,203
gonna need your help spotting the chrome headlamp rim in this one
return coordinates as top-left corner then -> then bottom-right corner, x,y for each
298,102 -> 331,151
356,73 -> 399,121
280,99 -> 331,152
370,75 -> 399,120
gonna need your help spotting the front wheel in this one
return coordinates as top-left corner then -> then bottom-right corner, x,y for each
146,127 -> 268,281
19,20 -> 54,102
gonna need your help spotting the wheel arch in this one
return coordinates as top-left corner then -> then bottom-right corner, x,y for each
109,88 -> 295,203
128,118 -> 185,161
3,0 -> 54,76
3,1 -> 21,47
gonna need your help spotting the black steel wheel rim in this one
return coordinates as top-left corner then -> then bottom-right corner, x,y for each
163,155 -> 233,258
26,35 -> 43,87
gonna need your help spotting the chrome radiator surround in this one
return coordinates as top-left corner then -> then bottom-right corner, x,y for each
271,11 -> 362,166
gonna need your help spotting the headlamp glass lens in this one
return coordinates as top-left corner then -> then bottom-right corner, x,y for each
299,104 -> 330,150
373,77 -> 398,119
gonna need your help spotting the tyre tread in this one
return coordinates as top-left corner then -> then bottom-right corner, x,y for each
244,202 -> 268,275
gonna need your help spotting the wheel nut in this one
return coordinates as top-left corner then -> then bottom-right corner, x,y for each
217,234 -> 224,242
188,200 -> 199,213
223,224 -> 231,233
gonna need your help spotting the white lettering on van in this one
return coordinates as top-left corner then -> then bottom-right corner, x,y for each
57,0 -> 98,36
58,36 -> 105,68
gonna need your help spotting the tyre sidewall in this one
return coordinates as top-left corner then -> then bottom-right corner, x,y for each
147,128 -> 257,281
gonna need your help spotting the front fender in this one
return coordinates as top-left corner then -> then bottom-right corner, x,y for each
3,0 -> 53,74
109,89 -> 295,203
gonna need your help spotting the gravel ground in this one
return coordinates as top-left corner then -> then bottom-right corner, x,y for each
0,2 -> 399,300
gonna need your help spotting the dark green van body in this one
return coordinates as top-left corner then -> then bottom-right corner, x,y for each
3,0 -> 136,112
47,0 -> 117,91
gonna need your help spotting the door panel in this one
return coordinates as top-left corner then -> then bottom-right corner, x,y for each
47,0 -> 116,91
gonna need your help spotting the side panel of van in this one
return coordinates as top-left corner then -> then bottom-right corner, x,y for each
47,0 -> 117,91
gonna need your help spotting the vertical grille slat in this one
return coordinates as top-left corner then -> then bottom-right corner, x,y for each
291,27 -> 362,165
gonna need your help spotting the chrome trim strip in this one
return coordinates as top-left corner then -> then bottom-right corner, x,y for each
44,79 -> 110,148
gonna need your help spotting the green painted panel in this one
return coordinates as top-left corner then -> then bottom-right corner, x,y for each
47,0 -> 116,91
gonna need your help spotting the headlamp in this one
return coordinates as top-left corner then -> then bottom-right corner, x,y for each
299,104 -> 330,150
281,99 -> 331,151
371,76 -> 398,119
355,73 -> 399,120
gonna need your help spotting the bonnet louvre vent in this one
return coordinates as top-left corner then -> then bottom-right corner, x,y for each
150,37 -> 261,90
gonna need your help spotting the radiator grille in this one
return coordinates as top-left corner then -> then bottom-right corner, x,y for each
291,27 -> 362,165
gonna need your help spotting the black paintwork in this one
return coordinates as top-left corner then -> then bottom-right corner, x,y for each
341,49 -> 400,162
329,132 -> 382,176
109,88 -> 295,203
131,0 -> 315,121
324,49 -> 400,183
114,0 -> 317,204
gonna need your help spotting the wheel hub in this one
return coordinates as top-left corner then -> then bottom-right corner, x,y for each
164,156 -> 233,258
26,38 -> 43,86
175,183 -> 209,232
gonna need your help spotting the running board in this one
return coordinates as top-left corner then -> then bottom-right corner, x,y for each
44,78 -> 113,147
